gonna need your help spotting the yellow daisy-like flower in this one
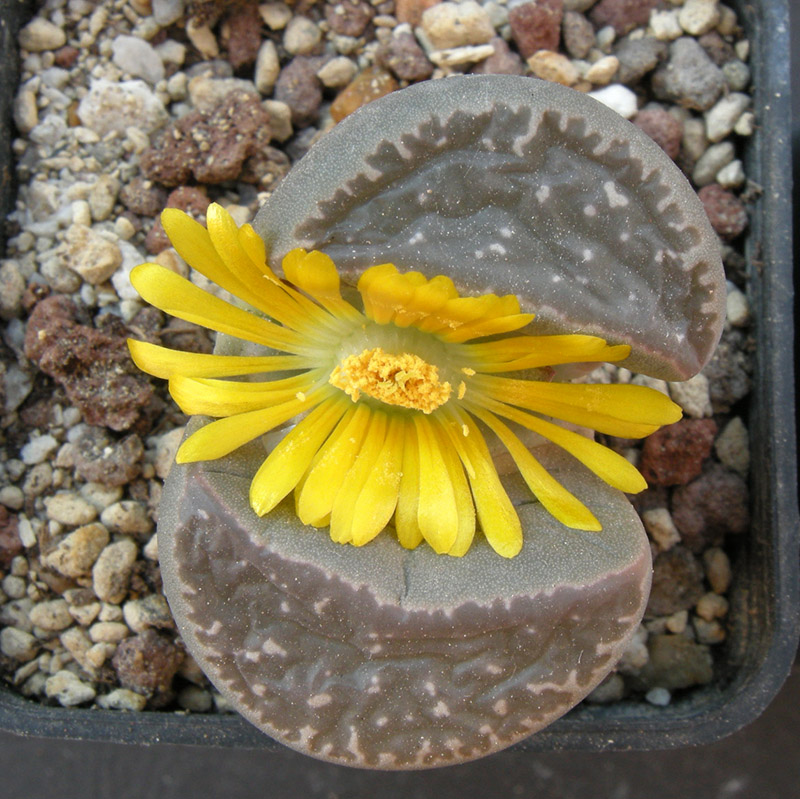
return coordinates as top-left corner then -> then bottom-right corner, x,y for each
129,204 -> 682,558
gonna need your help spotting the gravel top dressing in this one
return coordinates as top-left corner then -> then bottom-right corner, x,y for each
0,0 -> 755,735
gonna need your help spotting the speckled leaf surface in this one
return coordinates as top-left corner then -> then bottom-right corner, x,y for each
159,433 -> 651,769
254,76 -> 725,381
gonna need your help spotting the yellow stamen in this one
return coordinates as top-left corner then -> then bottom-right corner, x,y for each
329,347 -> 451,414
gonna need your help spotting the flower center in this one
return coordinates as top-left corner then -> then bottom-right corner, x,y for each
329,347 -> 452,414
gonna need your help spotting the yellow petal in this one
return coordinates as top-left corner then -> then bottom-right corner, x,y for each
176,390 -> 325,463
464,335 -> 630,371
128,339 -> 309,380
477,376 -> 682,437
478,398 -> 647,494
441,312 -> 536,342
445,413 -> 522,558
130,263 -> 306,353
431,421 -> 475,556
329,411 -> 396,545
414,415 -> 458,554
250,397 -> 350,516
168,371 -> 323,416
470,407 -> 601,531
454,414 -> 522,558
394,418 -> 424,550
349,414 -> 404,546
295,404 -> 370,526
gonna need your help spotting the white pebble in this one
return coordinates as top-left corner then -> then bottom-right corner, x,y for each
705,92 -> 750,142
111,35 -> 165,85
19,18 -> 67,52
733,111 -> 755,136
98,688 -> 147,711
254,40 -> 280,95
259,2 -> 293,30
89,621 -> 130,644
692,141 -> 734,186
20,434 -> 59,465
29,599 -> 73,632
92,538 -> 139,603
645,687 -> 672,706
78,79 -> 168,137
44,493 -> 99,526
0,627 -> 39,661
679,0 -> 720,36
649,9 -> 683,40
726,286 -> 750,327
714,416 -> 749,477
45,670 -> 97,707
317,57 -> 358,89
642,507 -> 681,551
283,16 -> 322,56
716,159 -> 745,189
588,84 -> 638,119
669,373 -> 712,418
586,55 -> 619,85
421,1 -> 494,50
100,501 -> 153,536
153,0 -> 185,27
0,485 -> 24,511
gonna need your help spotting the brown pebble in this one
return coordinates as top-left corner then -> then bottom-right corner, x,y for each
326,0 -> 375,37
112,629 -> 184,702
471,36 -> 525,76
223,1 -> 263,69
647,545 -> 705,616
274,57 -> 324,126
590,0 -> 658,37
54,45 -> 80,68
119,177 -> 168,217
562,10 -> 595,60
394,0 -> 440,27
73,427 -> 144,487
331,65 -> 398,123
672,464 -> 750,553
0,507 -> 22,569
376,31 -> 434,82
634,108 -> 683,160
698,183 -> 748,240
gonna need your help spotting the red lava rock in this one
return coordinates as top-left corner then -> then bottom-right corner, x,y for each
646,545 -> 705,616
23,296 -> 156,433
326,0 -> 375,37
0,507 -> 22,569
54,45 -> 80,68
589,0 -> 658,37
639,418 -> 717,486
73,427 -> 144,487
471,36 -> 525,75
119,177 -> 169,217
394,0 -> 440,27
141,91 -> 273,187
634,108 -> 683,160
223,0 -> 263,69
508,0 -> 563,59
698,184 -> 748,241
671,463 -> 750,553
376,31 -> 434,82
274,57 -> 324,126
112,629 -> 184,701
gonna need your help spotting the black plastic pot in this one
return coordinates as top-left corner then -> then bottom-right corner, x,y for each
1,0 -> 797,752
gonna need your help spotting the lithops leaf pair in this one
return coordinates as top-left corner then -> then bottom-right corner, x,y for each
149,76 -> 725,768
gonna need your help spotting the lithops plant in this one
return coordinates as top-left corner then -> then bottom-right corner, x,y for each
131,76 -> 725,768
